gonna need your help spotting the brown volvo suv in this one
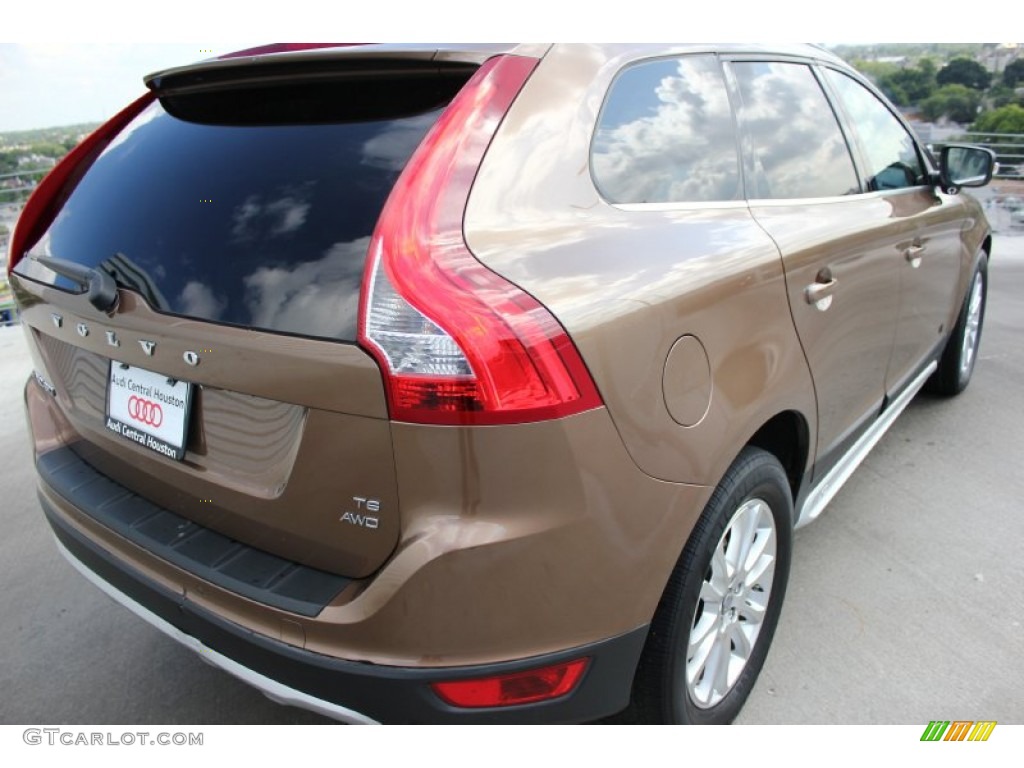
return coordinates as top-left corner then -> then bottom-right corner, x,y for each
8,43 -> 994,724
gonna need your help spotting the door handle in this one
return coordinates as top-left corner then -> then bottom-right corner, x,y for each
805,276 -> 838,311
904,243 -> 925,268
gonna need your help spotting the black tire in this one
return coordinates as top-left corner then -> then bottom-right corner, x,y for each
622,447 -> 793,724
927,254 -> 988,396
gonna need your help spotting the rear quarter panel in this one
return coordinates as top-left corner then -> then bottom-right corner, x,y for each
465,43 -> 818,488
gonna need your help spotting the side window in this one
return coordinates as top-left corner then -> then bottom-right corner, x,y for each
591,55 -> 741,204
824,69 -> 925,192
730,61 -> 860,200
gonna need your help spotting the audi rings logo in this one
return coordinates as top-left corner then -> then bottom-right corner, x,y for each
128,396 -> 163,427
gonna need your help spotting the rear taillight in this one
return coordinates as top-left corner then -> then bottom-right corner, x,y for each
358,55 -> 603,426
6,92 -> 155,277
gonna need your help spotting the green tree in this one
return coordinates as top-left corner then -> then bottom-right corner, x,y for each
972,104 -> 1024,134
0,151 -> 17,175
1003,59 -> 1024,88
878,64 -> 937,105
920,85 -> 982,123
987,84 -> 1023,109
26,142 -> 64,159
878,80 -> 908,105
851,59 -> 899,83
936,58 -> 992,91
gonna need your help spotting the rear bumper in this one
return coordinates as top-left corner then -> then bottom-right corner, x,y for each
45,496 -> 648,723
25,368 -> 703,722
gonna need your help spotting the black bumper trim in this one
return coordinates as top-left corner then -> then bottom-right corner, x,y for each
37,446 -> 351,617
43,494 -> 648,723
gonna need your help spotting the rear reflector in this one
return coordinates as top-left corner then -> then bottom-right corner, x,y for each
359,55 -> 604,425
431,658 -> 589,709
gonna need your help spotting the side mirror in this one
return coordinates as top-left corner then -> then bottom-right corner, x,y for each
938,144 -> 996,190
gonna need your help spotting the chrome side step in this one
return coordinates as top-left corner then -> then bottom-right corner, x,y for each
795,361 -> 937,529
54,537 -> 380,725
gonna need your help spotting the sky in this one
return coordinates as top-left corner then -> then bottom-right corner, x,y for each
0,44 -> 247,132
0,1 -> 992,133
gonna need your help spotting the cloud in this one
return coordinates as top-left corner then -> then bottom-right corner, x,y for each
0,43 -> 216,132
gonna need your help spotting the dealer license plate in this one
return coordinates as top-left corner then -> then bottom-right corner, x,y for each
105,363 -> 193,461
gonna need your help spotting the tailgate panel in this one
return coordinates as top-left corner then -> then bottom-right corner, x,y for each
19,287 -> 400,581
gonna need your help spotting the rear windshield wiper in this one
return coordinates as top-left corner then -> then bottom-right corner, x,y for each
31,256 -> 119,313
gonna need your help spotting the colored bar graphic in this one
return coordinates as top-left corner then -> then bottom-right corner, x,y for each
920,720 -> 996,742
944,721 -> 973,741
968,721 -> 997,741
921,721 -> 949,741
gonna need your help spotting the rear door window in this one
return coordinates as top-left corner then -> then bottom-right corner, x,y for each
729,61 -> 861,199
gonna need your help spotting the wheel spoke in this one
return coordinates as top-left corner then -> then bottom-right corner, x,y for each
688,613 -> 718,658
744,549 -> 775,587
739,591 -> 768,624
740,520 -> 772,580
700,579 -> 725,605
709,636 -> 731,700
693,634 -> 724,704
732,503 -> 760,577
687,618 -> 720,695
711,539 -> 733,586
729,621 -> 753,661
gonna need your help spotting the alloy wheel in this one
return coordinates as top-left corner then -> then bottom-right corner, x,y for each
960,271 -> 984,378
686,498 -> 777,709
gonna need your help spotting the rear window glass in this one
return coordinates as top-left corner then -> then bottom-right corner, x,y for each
591,55 -> 742,204
16,77 -> 462,342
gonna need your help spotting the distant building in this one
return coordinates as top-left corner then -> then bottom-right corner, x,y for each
979,44 -> 1021,74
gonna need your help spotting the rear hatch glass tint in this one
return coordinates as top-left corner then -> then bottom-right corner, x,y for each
15,70 -> 471,342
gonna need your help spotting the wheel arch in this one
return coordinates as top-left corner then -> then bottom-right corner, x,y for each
745,410 -> 811,510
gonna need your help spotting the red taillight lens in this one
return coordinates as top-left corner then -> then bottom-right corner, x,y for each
431,658 -> 589,709
358,55 -> 604,426
6,91 -> 155,277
